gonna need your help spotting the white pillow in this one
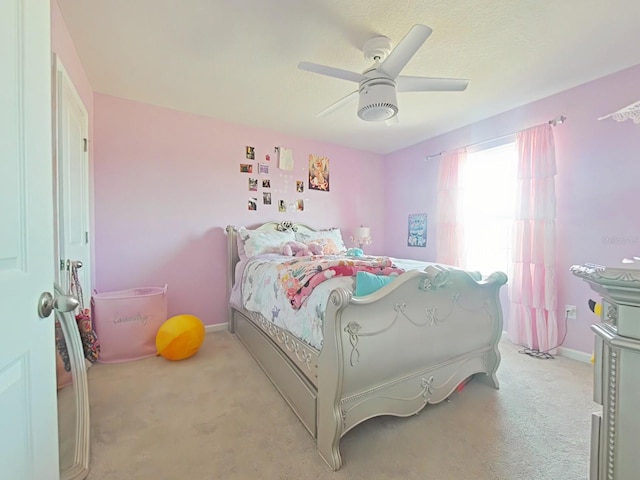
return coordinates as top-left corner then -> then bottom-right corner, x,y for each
238,227 -> 295,258
295,228 -> 347,255
236,233 -> 248,261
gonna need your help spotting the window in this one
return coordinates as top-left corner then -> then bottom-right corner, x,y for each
458,142 -> 517,275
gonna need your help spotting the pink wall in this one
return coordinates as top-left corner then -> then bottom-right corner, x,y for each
383,63 -> 640,354
52,0 -> 640,351
92,94 -> 385,326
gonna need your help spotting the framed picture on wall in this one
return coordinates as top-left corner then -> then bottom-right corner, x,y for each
263,192 -> 272,205
308,154 -> 329,191
240,163 -> 253,173
259,163 -> 269,175
246,146 -> 255,160
407,213 -> 427,247
248,198 -> 257,211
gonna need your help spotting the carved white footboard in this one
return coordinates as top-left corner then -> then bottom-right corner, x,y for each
317,267 -> 507,470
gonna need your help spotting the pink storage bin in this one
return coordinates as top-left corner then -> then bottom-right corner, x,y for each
91,285 -> 168,363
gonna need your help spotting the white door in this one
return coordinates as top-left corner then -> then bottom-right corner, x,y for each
54,58 -> 91,295
0,0 -> 60,479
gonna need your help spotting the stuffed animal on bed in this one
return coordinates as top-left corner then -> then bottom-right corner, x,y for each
282,240 -> 324,257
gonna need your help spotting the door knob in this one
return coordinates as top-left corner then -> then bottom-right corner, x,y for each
37,292 -> 79,318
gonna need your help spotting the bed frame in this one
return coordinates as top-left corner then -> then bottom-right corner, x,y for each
226,221 -> 507,470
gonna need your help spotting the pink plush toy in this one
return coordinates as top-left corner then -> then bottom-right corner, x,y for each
306,242 -> 324,255
282,240 -> 324,257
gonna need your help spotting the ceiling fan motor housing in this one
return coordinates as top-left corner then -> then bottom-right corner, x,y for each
358,79 -> 398,121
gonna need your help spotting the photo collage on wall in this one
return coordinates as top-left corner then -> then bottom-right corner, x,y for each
240,145 -> 310,212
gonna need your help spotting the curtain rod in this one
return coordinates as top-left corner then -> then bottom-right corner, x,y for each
424,115 -> 567,161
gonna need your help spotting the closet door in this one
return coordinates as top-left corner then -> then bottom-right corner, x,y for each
54,57 -> 91,293
53,56 -> 91,480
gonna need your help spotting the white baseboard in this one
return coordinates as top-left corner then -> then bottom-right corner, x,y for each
205,323 -> 228,334
502,330 -> 591,364
557,346 -> 592,364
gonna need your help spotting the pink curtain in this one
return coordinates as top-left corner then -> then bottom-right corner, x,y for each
509,124 -> 558,353
436,149 -> 467,267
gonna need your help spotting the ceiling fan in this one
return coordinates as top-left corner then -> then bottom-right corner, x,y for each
298,24 -> 469,123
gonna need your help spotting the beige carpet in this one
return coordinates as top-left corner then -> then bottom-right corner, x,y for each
86,332 -> 593,480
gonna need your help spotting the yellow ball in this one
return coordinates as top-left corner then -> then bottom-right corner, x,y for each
156,314 -> 205,361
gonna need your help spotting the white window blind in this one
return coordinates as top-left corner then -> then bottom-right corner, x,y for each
459,142 -> 517,275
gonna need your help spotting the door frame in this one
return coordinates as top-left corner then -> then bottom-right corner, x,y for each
51,54 -> 91,480
52,54 -> 92,292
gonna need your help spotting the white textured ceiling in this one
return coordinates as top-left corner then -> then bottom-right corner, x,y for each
57,0 -> 640,155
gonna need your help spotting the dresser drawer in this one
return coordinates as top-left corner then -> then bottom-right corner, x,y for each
601,298 -> 640,340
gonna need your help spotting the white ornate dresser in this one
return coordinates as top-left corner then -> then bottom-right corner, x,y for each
571,263 -> 640,480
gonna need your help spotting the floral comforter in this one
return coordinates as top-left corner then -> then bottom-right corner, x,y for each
241,255 -> 403,349
277,255 -> 404,309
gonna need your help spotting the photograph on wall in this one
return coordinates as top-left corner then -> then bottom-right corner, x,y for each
245,146 -> 255,160
308,154 -> 329,191
259,163 -> 269,175
248,178 -> 258,191
263,192 -> 272,205
248,198 -> 257,211
296,180 -> 304,193
278,200 -> 287,213
407,213 -> 427,247
262,179 -> 271,188
240,163 -> 253,173
277,146 -> 294,171
296,199 -> 304,211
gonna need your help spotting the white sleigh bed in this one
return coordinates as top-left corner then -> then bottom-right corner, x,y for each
226,221 -> 507,470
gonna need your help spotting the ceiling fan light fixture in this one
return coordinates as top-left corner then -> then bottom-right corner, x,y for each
298,24 -> 466,122
357,82 -> 398,122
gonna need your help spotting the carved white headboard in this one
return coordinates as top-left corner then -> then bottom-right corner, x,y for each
225,221 -> 318,291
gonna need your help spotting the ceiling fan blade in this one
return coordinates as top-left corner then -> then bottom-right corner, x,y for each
397,76 -> 469,92
316,90 -> 359,118
377,24 -> 432,79
298,62 -> 365,83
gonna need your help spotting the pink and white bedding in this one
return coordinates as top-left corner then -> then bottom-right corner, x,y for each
231,254 -> 432,350
277,255 -> 404,309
